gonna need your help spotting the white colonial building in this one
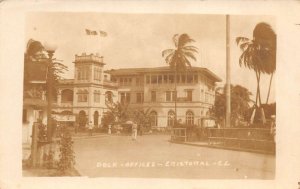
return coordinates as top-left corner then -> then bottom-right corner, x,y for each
53,53 -> 221,129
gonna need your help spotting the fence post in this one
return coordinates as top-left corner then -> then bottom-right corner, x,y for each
31,123 -> 39,168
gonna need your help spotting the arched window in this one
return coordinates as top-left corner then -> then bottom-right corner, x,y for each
167,110 -> 175,127
61,89 -> 73,103
78,110 -> 87,127
94,111 -> 99,126
186,111 -> 194,125
150,111 -> 158,127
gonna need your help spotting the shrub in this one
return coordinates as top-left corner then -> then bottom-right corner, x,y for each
57,125 -> 75,175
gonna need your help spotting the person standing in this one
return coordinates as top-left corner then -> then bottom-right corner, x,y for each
132,121 -> 138,140
108,124 -> 112,135
87,121 -> 94,136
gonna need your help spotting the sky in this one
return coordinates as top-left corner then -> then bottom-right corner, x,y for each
26,12 -> 276,103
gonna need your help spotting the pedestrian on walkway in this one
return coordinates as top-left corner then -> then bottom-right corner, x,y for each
87,121 -> 94,136
108,124 -> 112,135
132,121 -> 138,140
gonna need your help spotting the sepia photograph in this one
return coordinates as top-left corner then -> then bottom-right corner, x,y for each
22,12 -> 276,179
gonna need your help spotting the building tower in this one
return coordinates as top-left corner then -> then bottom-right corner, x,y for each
73,53 -> 105,127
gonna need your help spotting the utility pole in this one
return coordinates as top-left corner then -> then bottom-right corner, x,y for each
226,15 -> 231,128
46,50 -> 54,141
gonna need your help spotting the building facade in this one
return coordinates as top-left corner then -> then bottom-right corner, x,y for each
53,53 -> 118,129
107,66 -> 221,128
54,53 -> 221,128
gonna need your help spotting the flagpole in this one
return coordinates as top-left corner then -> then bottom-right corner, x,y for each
85,29 -> 107,56
225,15 -> 231,128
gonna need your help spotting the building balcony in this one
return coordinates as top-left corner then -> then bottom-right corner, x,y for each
103,79 -> 119,87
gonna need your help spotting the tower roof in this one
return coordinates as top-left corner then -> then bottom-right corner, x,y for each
73,53 -> 105,65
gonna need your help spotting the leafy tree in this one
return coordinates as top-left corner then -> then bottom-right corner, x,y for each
24,39 -> 68,138
130,107 -> 152,130
236,22 -> 276,124
162,34 -> 198,123
103,101 -> 130,125
213,84 -> 252,127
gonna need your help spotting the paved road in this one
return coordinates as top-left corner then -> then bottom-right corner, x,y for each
73,135 -> 275,179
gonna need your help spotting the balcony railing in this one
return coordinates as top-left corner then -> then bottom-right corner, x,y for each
103,79 -> 119,87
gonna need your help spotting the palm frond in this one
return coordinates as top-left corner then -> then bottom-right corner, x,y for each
178,34 -> 195,48
236,37 -> 250,45
183,51 -> 197,61
183,45 -> 198,50
253,22 -> 276,41
164,51 -> 175,64
182,46 -> 198,53
162,49 -> 175,57
172,34 -> 179,47
239,41 -> 250,51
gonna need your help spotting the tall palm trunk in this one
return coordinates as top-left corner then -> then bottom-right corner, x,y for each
257,72 -> 266,124
265,73 -> 274,104
250,71 -> 260,124
252,71 -> 266,125
257,72 -> 262,106
251,70 -> 266,124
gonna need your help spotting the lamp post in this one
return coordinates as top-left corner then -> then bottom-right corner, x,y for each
225,15 -> 231,128
44,42 -> 57,141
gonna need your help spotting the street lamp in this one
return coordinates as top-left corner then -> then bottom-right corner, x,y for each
44,42 -> 57,141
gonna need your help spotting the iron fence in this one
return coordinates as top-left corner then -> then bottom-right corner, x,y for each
170,127 -> 275,154
207,128 -> 275,154
171,128 -> 187,142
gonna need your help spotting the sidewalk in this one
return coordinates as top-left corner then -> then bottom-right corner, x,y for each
170,140 -> 275,155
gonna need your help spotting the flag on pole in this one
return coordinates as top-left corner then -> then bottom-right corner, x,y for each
85,29 -> 97,35
99,30 -> 107,37
85,29 -> 107,37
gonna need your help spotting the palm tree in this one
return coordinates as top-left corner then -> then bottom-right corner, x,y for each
253,23 -> 276,104
162,34 -> 198,124
236,22 -> 276,124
